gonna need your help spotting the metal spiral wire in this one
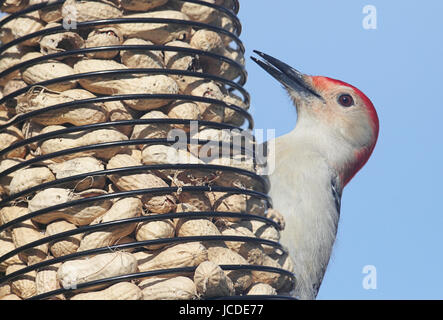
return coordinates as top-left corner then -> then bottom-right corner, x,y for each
0,0 -> 296,300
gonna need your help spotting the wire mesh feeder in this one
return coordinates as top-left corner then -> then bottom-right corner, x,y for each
0,0 -> 296,300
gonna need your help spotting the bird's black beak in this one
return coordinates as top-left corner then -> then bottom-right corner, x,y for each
251,50 -> 322,99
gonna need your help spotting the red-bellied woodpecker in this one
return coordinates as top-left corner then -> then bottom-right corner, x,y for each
252,51 -> 379,299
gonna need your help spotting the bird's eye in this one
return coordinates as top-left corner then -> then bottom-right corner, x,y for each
338,94 -> 354,107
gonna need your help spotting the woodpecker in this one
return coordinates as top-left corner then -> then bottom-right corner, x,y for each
251,51 -> 379,299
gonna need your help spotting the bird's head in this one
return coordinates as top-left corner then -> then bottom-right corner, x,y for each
252,51 -> 379,186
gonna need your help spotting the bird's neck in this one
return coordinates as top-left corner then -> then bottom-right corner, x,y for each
290,117 -> 359,186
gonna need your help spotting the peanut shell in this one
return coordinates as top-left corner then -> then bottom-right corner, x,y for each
164,40 -> 202,92
39,23 -> 85,56
120,38 -> 164,69
131,110 -> 171,143
180,0 -> 217,23
35,262 -> 65,300
78,197 -> 142,252
136,242 -> 207,273
118,11 -> 191,45
46,220 -> 81,258
4,11 -> 44,46
106,153 -> 176,214
6,264 -> 37,299
0,294 -> 21,300
120,0 -> 168,11
47,156 -> 106,191
140,276 -> 197,300
0,206 -> 49,265
135,217 -> 175,250
0,123 -> 26,159
102,100 -> 136,136
70,282 -> 143,300
0,45 -> 29,86
28,188 -> 112,225
31,0 -> 62,23
0,237 -> 24,272
0,0 -> 28,13
61,0 -> 123,23
9,166 -> 55,195
0,159 -> 24,196
57,252 -> 138,290
39,126 -> 129,161
206,244 -> 252,294
247,283 -> 277,296
21,52 -> 77,91
0,282 -> 11,299
185,81 -> 225,123
85,27 -> 123,59
193,261 -> 235,297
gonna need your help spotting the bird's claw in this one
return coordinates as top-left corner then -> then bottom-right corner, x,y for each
266,208 -> 286,230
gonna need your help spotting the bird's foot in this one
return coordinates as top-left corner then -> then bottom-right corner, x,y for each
266,208 -> 286,230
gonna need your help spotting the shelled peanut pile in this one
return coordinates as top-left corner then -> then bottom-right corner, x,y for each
0,0 -> 295,300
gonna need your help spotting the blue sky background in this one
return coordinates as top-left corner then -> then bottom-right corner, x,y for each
239,0 -> 443,299
1,0 -> 442,300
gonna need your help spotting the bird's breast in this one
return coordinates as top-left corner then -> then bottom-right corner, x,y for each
267,137 -> 341,299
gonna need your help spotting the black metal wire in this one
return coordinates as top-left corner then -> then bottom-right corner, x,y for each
0,185 -> 272,232
0,237 -> 292,291
0,119 -> 257,161
0,164 -> 270,203
0,108 -> 250,134
0,45 -> 248,87
0,0 -> 241,36
0,70 -> 250,108
0,137 -> 259,176
28,265 -> 294,300
0,17 -> 245,54
0,211 -> 283,265
0,234 -> 285,277
0,1 -> 294,300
